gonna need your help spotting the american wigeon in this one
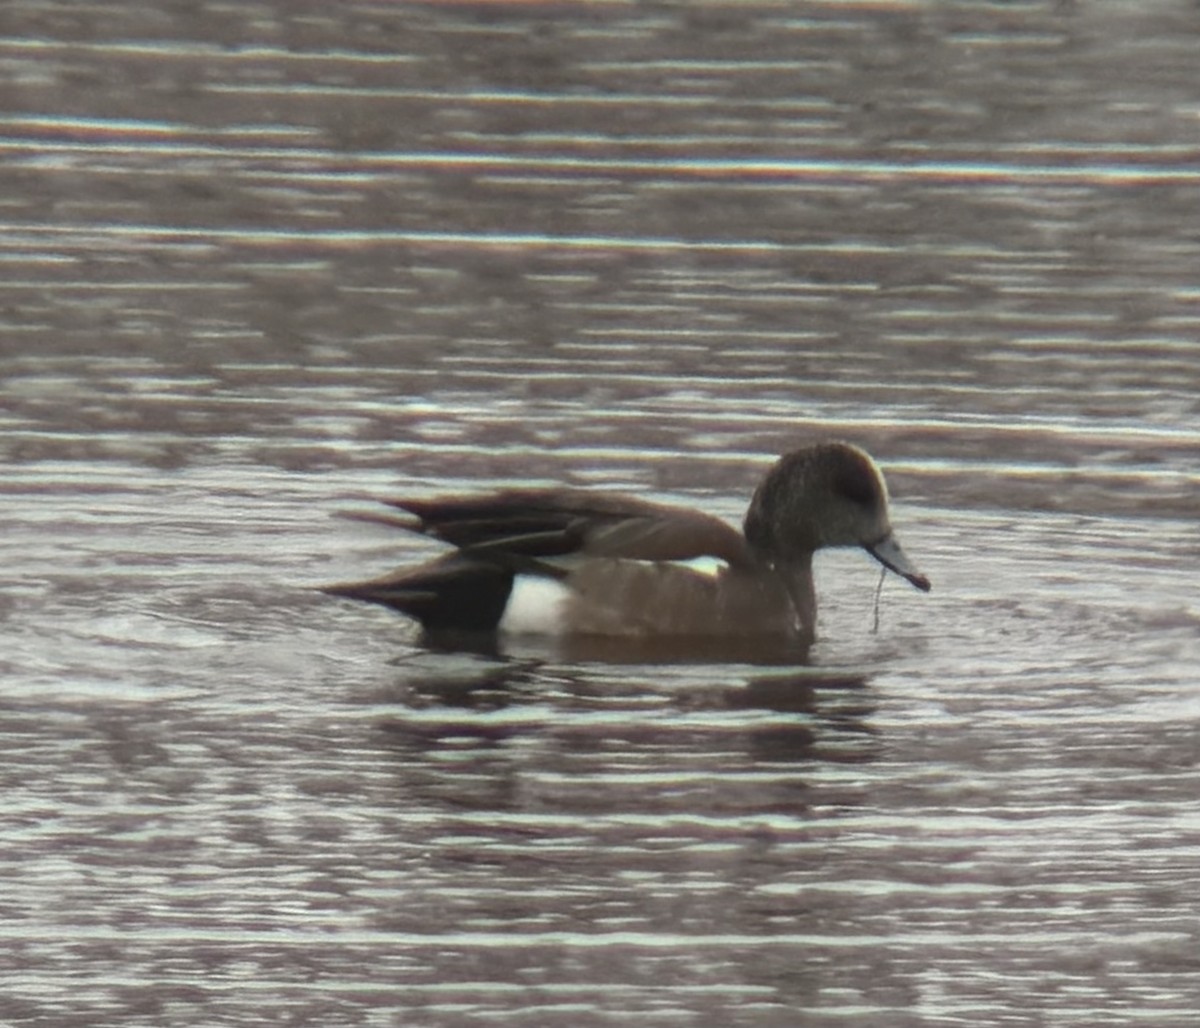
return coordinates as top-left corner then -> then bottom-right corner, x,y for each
325,441 -> 930,646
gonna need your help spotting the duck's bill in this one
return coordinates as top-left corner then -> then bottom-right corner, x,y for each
866,533 -> 931,592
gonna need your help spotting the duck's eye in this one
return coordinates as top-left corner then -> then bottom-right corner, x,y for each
834,465 -> 879,507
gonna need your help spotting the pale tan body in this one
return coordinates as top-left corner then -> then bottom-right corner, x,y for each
559,557 -> 808,640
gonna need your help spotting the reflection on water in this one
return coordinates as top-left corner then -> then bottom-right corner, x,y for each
376,654 -> 876,773
414,626 -> 820,666
2,0 -> 1200,1024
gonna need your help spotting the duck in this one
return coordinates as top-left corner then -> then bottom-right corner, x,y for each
323,441 -> 930,648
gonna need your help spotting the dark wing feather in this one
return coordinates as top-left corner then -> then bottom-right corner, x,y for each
384,489 -> 753,568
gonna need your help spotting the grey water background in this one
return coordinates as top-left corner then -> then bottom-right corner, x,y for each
2,1 -> 1199,1025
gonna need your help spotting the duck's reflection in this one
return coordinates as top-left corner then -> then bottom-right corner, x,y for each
419,626 -> 816,666
369,645 -> 878,778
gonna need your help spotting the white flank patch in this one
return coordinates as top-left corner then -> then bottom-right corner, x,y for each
675,555 -> 724,577
498,575 -> 571,636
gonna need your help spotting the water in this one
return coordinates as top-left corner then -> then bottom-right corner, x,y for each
2,1 -> 1199,1025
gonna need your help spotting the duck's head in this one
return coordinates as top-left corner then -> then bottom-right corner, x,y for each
743,441 -> 931,591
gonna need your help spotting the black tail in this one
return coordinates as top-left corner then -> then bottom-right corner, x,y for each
323,555 -> 514,632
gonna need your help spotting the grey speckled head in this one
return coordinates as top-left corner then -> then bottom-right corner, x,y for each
743,441 -> 930,591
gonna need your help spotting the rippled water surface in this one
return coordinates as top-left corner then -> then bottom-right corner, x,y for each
2,1 -> 1199,1025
